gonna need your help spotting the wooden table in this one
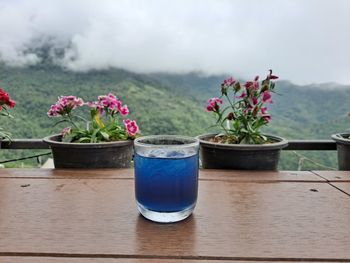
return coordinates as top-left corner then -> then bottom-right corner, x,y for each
0,169 -> 349,262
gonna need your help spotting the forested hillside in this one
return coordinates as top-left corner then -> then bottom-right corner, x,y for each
1,62 -> 349,169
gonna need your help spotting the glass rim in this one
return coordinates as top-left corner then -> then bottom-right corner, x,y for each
134,135 -> 199,148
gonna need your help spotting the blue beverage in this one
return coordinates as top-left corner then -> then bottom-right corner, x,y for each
133,135 -> 199,223
134,153 -> 198,213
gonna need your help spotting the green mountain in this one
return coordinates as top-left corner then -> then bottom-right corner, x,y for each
0,63 -> 349,169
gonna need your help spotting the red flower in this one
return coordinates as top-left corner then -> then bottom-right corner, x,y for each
0,89 -> 10,102
7,99 -> 16,108
0,88 -> 16,108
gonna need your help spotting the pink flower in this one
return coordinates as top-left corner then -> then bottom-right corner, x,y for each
87,101 -> 104,115
261,107 -> 268,114
244,106 -> 253,114
244,79 -> 259,91
47,95 -> 84,117
107,93 -> 117,100
261,107 -> 271,122
61,127 -> 71,137
206,105 -> 214,111
252,97 -> 258,105
95,93 -> 124,114
223,77 -> 235,86
262,91 -> 272,103
236,92 -> 247,99
47,104 -> 64,117
209,97 -> 223,105
244,81 -> 253,88
123,119 -> 139,136
124,119 -> 131,125
263,116 -> 271,122
206,97 -> 223,112
118,105 -> 129,116
268,70 -> 279,80
59,96 -> 84,108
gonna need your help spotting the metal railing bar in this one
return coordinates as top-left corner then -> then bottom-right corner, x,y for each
0,139 -> 49,149
285,140 -> 336,151
0,139 -> 337,151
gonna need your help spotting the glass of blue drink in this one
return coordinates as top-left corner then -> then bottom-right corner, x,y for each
134,135 -> 199,223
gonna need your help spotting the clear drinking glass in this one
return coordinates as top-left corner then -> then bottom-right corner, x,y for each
134,135 -> 199,223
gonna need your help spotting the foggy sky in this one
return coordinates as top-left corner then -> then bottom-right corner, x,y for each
0,0 -> 349,84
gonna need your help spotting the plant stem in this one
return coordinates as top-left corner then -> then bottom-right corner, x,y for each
219,120 -> 230,136
74,115 -> 88,123
67,113 -> 79,129
224,94 -> 235,109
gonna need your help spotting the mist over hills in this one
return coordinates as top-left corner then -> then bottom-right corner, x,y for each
0,61 -> 349,169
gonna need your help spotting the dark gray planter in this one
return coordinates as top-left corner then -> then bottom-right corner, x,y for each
331,133 -> 350,170
43,134 -> 133,168
197,133 -> 288,170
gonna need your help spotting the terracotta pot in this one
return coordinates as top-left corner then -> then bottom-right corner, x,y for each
43,134 -> 133,168
332,133 -> 350,170
197,133 -> 288,170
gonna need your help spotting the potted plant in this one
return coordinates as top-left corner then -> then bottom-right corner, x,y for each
197,70 -> 288,170
43,93 -> 140,168
332,129 -> 350,170
0,88 -> 16,146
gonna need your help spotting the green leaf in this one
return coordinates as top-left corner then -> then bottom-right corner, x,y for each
240,128 -> 248,133
233,120 -> 240,130
100,131 -> 110,140
77,137 -> 90,143
90,128 -> 100,142
52,119 -> 71,128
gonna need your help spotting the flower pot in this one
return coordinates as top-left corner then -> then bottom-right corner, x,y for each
331,133 -> 350,170
197,133 -> 288,170
43,134 -> 133,168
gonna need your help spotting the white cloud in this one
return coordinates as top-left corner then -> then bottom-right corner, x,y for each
0,0 -> 349,84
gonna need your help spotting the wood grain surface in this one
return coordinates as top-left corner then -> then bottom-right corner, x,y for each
0,169 -> 349,262
1,258 -> 333,263
0,257 -> 309,263
0,168 -> 325,182
198,170 -> 324,182
312,170 -> 350,182
331,182 -> 350,196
